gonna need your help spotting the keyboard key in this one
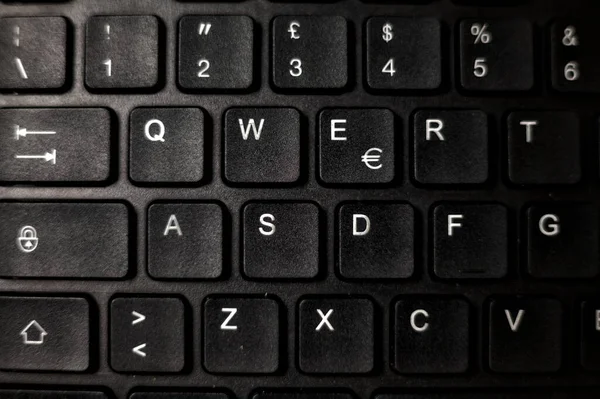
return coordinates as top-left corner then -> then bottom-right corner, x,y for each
224,108 -> 301,184
581,300 -> 600,370
375,393 -> 597,399
393,297 -> 470,373
254,394 -> 354,399
338,203 -> 414,279
0,108 -> 111,183
0,203 -> 129,278
527,204 -> 598,278
459,19 -> 534,91
413,110 -> 488,184
489,297 -> 562,373
178,16 -> 254,91
86,16 -> 160,90
272,16 -> 348,90
243,202 -> 319,279
319,108 -> 395,184
130,108 -> 204,184
203,297 -> 280,373
0,391 -> 107,399
131,394 -> 229,399
433,203 -> 508,279
0,296 -> 89,371
298,297 -> 374,373
507,111 -> 580,185
0,17 -> 67,90
366,17 -> 441,90
110,297 -> 186,373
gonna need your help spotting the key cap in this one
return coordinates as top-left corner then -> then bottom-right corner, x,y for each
581,300 -> 600,370
148,203 -> 223,279
203,297 -> 280,373
0,203 -> 129,278
413,110 -> 488,184
489,297 -> 562,373
0,296 -> 89,371
319,109 -> 395,184
131,394 -> 230,399
507,111 -> 580,185
366,17 -> 441,90
243,202 -> 319,279
0,391 -> 107,399
0,17 -> 67,90
111,297 -> 186,373
130,108 -> 204,184
433,203 -> 508,279
527,205 -> 598,278
393,297 -> 470,373
224,108 -> 301,184
338,203 -> 414,279
459,19 -> 534,91
0,108 -> 111,183
254,394 -> 354,399
179,16 -> 254,91
85,16 -> 160,90
272,16 -> 348,90
299,297 -> 374,373
376,393 -> 597,399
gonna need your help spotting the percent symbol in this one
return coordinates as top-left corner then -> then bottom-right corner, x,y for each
470,23 -> 492,44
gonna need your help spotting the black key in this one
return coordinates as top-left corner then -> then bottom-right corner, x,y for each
581,300 -> 600,370
130,108 -> 204,184
110,297 -> 186,373
459,19 -> 534,91
413,110 -> 488,184
0,391 -> 107,399
508,111 -> 580,185
148,203 -> 223,279
86,16 -> 160,90
366,17 -> 441,90
319,109 -> 395,184
272,16 -> 348,90
243,202 -> 319,279
338,203 -> 414,279
298,297 -> 374,373
393,297 -> 470,373
0,203 -> 129,278
178,16 -> 254,90
433,203 -> 508,279
375,393 -> 596,399
224,108 -> 301,184
0,108 -> 111,183
0,17 -> 67,90
527,205 -> 598,278
489,297 -> 562,373
203,297 -> 280,373
131,394 -> 229,399
254,394 -> 353,399
0,296 -> 89,371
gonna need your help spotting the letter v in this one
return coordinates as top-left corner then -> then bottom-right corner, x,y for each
504,309 -> 525,332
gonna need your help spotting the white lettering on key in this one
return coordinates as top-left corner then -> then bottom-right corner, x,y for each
596,310 -> 600,331
259,214 -> 276,236
14,57 -> 28,79
239,118 -> 265,140
539,214 -> 560,237
220,308 -> 238,330
520,120 -> 538,143
426,119 -> 445,141
144,119 -> 166,142
352,214 -> 371,236
331,119 -> 347,141
316,309 -> 334,331
163,214 -> 183,236
505,309 -> 525,332
15,149 -> 56,165
447,214 -> 463,237
410,309 -> 430,332
288,22 -> 300,40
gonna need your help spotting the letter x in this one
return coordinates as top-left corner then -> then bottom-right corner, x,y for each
316,309 -> 334,331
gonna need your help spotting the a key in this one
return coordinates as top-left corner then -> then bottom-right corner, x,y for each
148,203 -> 223,279
203,297 -> 280,373
433,203 -> 508,279
272,16 -> 348,90
527,205 -> 598,278
319,109 -> 395,184
85,16 -> 160,90
507,111 -> 580,185
131,394 -> 230,399
338,203 -> 414,279
224,108 -> 301,184
459,19 -> 534,91
366,17 -> 441,90
298,297 -> 374,373
243,202 -> 319,279
254,394 -> 354,399
130,108 -> 205,183
376,393 -> 597,399
393,297 -> 470,373
0,108 -> 111,183
179,16 -> 254,90
581,300 -> 600,370
413,110 -> 488,184
0,296 -> 89,371
110,297 -> 186,373
0,391 -> 107,399
0,17 -> 67,90
0,203 -> 129,278
489,297 -> 562,373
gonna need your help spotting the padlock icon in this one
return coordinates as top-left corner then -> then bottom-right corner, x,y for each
17,226 -> 39,253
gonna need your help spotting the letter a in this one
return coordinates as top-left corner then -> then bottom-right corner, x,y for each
164,214 -> 183,236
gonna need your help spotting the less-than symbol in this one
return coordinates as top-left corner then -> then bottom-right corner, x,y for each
132,343 -> 147,357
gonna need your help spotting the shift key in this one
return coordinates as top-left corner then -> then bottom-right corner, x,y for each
0,203 -> 129,278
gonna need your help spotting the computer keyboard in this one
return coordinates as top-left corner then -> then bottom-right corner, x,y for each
0,0 -> 599,397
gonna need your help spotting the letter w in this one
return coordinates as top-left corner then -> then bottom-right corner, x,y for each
239,118 -> 265,140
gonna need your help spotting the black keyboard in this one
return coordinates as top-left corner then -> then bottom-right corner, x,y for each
0,0 -> 599,398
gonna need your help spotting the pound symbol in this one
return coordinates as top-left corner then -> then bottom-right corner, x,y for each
562,26 -> 579,46
288,22 -> 300,40
17,226 -> 39,253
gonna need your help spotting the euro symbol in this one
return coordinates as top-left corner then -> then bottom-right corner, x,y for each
361,148 -> 383,170
144,119 -> 166,142
288,22 -> 300,40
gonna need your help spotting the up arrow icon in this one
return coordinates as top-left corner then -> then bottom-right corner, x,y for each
20,320 -> 48,345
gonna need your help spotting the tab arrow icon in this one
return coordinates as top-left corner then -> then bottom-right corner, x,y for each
131,311 -> 146,325
15,149 -> 57,165
15,125 -> 57,140
133,343 -> 147,357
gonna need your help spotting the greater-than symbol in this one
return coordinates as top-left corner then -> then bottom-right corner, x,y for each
15,125 -> 57,140
15,149 -> 57,165
131,311 -> 146,325
361,147 -> 383,170
198,23 -> 211,36
133,343 -> 147,357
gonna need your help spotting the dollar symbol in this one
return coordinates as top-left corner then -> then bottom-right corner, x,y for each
382,23 -> 393,43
